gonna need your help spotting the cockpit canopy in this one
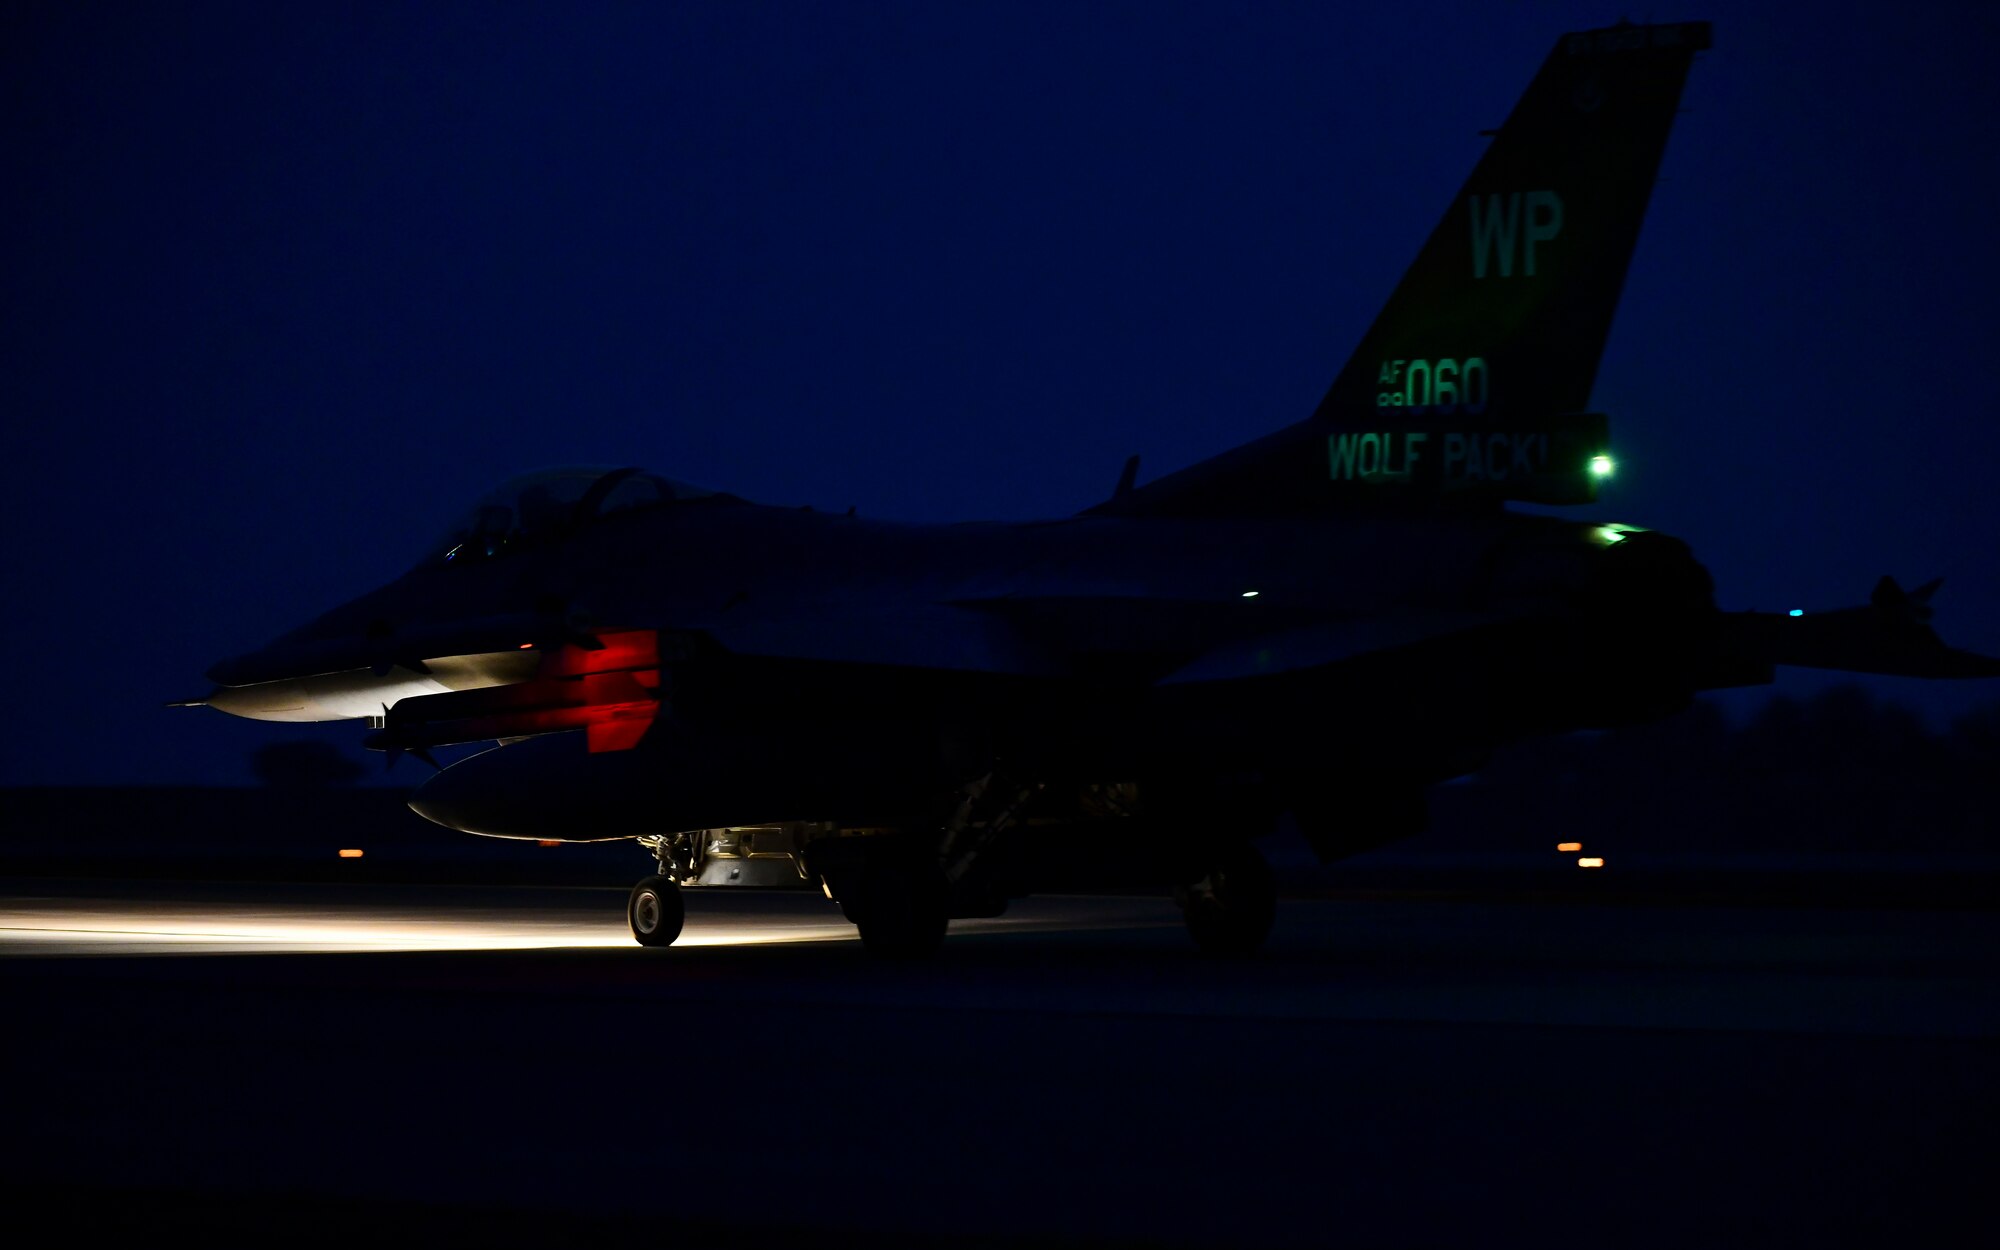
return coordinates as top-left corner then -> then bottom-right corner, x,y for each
428,466 -> 731,565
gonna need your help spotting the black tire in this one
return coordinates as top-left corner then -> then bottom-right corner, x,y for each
627,875 -> 685,948
1175,842 -> 1276,957
851,859 -> 949,959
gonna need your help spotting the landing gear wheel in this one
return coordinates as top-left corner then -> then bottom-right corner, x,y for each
628,875 -> 685,948
851,860 -> 949,960
1175,842 -> 1276,957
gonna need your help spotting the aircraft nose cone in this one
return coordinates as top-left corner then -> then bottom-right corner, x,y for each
203,680 -> 312,720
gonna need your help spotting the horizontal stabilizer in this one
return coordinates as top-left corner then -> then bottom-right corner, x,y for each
1720,578 -> 2000,680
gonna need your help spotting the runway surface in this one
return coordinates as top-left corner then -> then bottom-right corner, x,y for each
5,877 -> 1997,1247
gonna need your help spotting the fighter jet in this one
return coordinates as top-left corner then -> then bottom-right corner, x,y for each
194,19 -> 1999,957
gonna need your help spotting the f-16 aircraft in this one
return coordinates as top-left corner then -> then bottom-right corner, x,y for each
193,19 -> 1999,957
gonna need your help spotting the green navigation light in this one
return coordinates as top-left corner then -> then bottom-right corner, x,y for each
1589,455 -> 1615,479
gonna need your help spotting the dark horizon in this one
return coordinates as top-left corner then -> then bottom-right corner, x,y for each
7,0 -> 1998,784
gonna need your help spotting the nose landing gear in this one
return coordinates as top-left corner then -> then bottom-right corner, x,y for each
627,832 -> 701,948
627,875 -> 685,947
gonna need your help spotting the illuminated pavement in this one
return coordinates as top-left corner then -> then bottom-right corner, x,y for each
5,880 -> 1996,1037
0,882 -> 915,954
0,883 -> 1178,955
4,877 -> 1996,1247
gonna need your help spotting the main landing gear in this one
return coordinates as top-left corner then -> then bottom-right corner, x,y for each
846,854 -> 951,960
1174,841 -> 1277,957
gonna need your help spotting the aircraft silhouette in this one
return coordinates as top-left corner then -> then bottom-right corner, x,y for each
194,20 -> 1999,956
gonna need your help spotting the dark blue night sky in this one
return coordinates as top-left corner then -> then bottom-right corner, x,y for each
6,0 -> 1997,784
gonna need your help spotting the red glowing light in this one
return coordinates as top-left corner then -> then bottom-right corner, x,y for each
374,629 -> 663,755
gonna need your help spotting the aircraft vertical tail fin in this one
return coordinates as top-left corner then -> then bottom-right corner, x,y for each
1102,20 -> 1711,517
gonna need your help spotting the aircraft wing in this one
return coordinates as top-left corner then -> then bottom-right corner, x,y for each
1153,608 -> 1540,685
